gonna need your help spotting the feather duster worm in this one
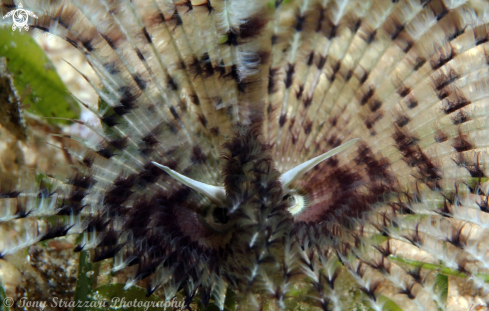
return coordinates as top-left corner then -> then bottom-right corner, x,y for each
1,0 -> 489,310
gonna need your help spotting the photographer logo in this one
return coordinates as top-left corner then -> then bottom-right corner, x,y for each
3,3 -> 38,32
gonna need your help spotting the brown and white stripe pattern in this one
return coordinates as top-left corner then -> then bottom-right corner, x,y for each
1,0 -> 489,309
